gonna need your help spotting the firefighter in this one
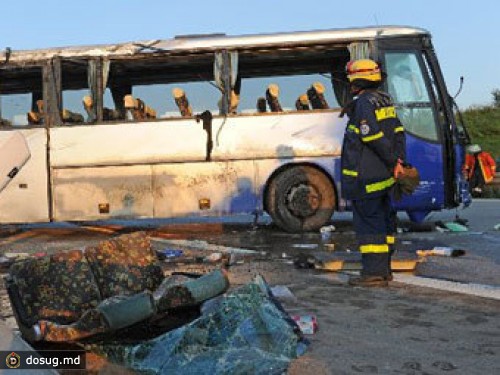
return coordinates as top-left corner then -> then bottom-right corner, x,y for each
464,144 -> 497,197
340,59 -> 406,287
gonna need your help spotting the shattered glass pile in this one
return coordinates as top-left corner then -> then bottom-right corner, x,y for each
89,275 -> 307,374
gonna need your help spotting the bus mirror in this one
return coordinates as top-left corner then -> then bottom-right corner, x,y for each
452,76 -> 464,100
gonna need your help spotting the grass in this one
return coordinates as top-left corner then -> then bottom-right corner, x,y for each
461,105 -> 500,159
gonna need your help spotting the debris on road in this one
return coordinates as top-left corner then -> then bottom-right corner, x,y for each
443,222 -> 468,232
292,314 -> 318,335
292,244 -> 318,249
323,243 -> 336,251
5,231 -> 230,343
156,248 -> 184,259
87,275 -> 306,374
417,247 -> 466,257
435,221 -> 469,232
293,254 -> 316,269
320,225 -> 336,241
270,285 -> 296,301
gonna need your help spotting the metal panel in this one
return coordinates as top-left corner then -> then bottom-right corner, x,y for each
152,160 -> 257,217
2,26 -> 429,63
211,111 -> 347,160
50,120 -> 206,168
0,129 -> 50,223
52,165 -> 153,221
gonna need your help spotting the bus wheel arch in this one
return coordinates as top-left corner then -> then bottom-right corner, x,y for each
264,163 -> 337,232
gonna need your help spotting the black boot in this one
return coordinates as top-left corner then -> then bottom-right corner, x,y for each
348,275 -> 388,287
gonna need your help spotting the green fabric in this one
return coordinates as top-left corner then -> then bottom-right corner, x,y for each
98,292 -> 156,330
184,270 -> 229,303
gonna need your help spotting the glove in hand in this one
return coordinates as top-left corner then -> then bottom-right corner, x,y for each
393,164 -> 420,201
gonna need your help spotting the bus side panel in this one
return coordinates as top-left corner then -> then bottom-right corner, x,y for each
393,134 -> 445,211
152,160 -> 258,217
211,112 -> 346,161
52,165 -> 154,221
0,129 -> 50,223
49,121 -> 207,168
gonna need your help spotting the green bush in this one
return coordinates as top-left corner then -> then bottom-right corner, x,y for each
461,105 -> 500,159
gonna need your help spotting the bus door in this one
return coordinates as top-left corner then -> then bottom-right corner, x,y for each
383,50 -> 446,221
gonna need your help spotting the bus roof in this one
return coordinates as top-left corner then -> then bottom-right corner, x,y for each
1,25 -> 429,64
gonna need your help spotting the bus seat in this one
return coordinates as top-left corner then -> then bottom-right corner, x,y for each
83,95 -> 123,122
6,231 -> 230,343
62,109 -> 85,124
35,99 -> 44,114
295,94 -> 310,111
229,90 -> 240,114
27,111 -> 42,125
307,82 -> 329,109
256,97 -> 267,113
0,117 -> 12,126
124,95 -> 157,120
216,89 -> 240,115
26,99 -> 45,125
172,88 -> 193,117
266,84 -> 283,112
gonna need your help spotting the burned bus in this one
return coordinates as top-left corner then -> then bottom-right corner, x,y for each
0,26 -> 471,232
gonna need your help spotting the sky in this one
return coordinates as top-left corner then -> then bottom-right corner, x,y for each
1,0 -> 499,110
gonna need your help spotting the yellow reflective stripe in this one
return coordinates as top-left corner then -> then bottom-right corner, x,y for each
362,131 -> 384,142
360,244 -> 389,253
348,124 -> 359,133
342,169 -> 358,177
394,126 -> 404,133
386,236 -> 395,245
375,106 -> 396,121
366,177 -> 395,193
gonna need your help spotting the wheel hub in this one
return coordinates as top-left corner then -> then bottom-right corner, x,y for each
287,183 -> 321,218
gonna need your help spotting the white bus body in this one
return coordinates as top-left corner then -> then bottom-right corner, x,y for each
0,26 -> 470,231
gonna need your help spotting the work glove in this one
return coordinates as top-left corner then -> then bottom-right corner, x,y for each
393,159 -> 405,179
392,162 -> 420,201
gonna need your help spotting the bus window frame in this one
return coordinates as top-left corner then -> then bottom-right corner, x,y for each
230,44 -> 350,114
0,64 -> 48,129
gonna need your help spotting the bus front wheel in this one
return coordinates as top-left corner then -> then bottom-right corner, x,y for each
266,166 -> 336,233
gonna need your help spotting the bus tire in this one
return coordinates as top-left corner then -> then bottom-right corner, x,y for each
266,166 -> 336,232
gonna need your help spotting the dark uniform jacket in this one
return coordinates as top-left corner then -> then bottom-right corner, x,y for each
341,89 -> 405,200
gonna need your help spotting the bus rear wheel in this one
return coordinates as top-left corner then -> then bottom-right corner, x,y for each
266,166 -> 336,233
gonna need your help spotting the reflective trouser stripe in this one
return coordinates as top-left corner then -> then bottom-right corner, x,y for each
366,177 -> 395,193
386,235 -> 395,245
360,244 -> 390,253
394,126 -> 404,133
